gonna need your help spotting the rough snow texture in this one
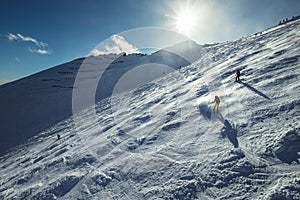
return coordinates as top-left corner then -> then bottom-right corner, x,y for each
1,20 -> 300,199
0,41 -> 202,155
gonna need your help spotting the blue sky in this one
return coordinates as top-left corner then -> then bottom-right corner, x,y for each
0,0 -> 299,84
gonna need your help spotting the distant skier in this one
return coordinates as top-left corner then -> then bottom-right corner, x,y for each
57,134 -> 61,140
213,96 -> 220,112
235,69 -> 241,82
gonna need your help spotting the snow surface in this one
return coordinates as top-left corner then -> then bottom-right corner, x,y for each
0,41 -> 202,155
1,19 -> 300,199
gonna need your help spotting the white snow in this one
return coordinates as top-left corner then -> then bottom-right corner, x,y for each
90,34 -> 141,56
0,19 -> 300,199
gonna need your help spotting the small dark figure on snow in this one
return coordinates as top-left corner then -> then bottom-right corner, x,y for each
57,134 -> 61,140
235,70 -> 241,81
213,96 -> 220,112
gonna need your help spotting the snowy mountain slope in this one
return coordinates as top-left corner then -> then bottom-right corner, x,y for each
0,42 -> 203,155
1,19 -> 300,199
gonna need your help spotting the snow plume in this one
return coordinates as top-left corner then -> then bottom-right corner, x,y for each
90,34 -> 140,55
7,33 -> 51,55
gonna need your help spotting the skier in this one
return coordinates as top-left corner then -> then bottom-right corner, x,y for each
57,134 -> 61,140
213,96 -> 220,112
235,69 -> 241,82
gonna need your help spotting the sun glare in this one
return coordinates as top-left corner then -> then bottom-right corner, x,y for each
176,9 -> 197,35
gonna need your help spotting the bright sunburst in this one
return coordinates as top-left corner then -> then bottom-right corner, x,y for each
165,1 -> 201,38
175,9 -> 198,35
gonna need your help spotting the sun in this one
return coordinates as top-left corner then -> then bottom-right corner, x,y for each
175,9 -> 197,35
166,1 -> 201,37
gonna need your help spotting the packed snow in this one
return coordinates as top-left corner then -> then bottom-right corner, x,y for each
0,18 -> 300,199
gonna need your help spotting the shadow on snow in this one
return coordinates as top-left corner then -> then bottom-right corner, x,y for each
198,104 -> 239,148
237,80 -> 270,100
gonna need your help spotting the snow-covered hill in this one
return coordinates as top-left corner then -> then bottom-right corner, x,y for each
0,41 -> 202,155
1,19 -> 300,199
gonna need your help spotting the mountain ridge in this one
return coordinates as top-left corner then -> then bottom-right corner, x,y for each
0,41 -> 204,155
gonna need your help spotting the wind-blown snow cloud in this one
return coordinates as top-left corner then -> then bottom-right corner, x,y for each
7,33 -> 51,55
91,34 -> 140,55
